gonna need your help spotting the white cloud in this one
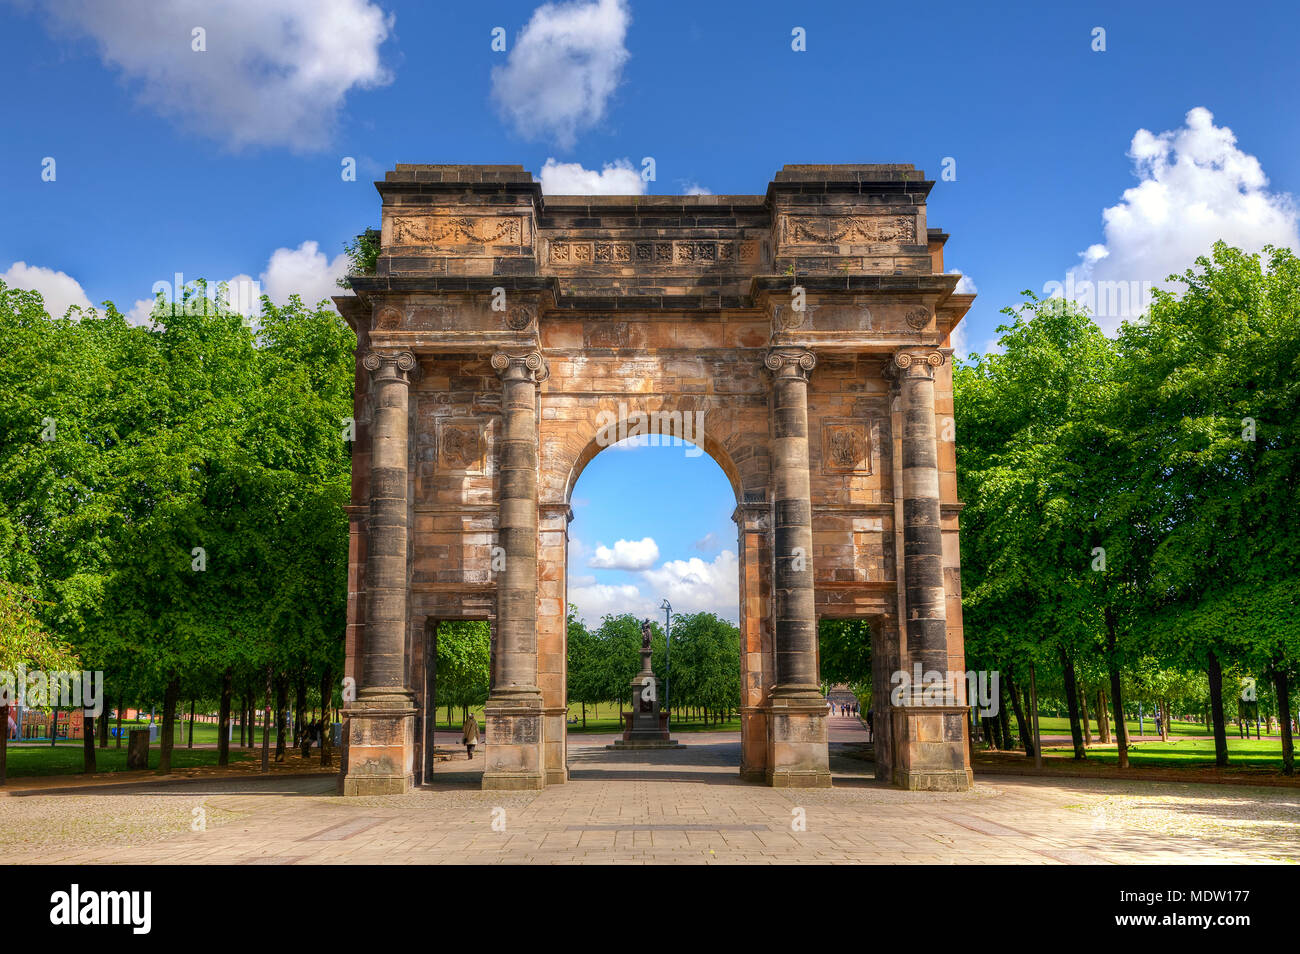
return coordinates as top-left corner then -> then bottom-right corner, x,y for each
1059,107 -> 1299,333
260,241 -> 349,307
640,550 -> 739,621
948,269 -> 977,294
684,183 -> 713,196
693,532 -> 722,553
567,581 -> 652,624
491,0 -> 630,149
588,537 -> 659,570
569,547 -> 740,625
0,262 -> 94,318
539,158 -> 645,195
35,0 -> 393,151
120,242 -> 345,327
945,270 -> 977,361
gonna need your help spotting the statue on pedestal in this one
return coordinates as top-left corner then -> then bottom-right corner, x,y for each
607,615 -> 683,750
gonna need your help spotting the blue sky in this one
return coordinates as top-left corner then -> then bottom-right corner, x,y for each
3,0 -> 1297,623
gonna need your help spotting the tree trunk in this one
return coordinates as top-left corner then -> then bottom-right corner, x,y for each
187,699 -> 195,748
1006,672 -> 1034,758
581,702 -> 586,728
1029,663 -> 1043,769
238,693 -> 247,747
1097,688 -> 1111,743
274,675 -> 288,762
0,705 -> 7,785
1080,685 -> 1091,745
218,668 -> 232,767
115,701 -> 123,748
997,680 -> 1013,750
1207,650 -> 1229,767
158,676 -> 180,774
1104,611 -> 1128,769
99,698 -> 110,749
82,705 -> 97,773
1059,646 -> 1085,760
260,667 -> 272,773
294,672 -> 307,750
319,665 -> 333,768
1160,698 -> 1170,742
1272,668 -> 1294,777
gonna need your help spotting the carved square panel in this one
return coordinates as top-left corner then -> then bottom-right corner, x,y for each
821,419 -> 872,475
436,419 -> 486,475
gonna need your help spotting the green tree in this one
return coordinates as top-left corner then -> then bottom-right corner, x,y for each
434,621 -> 490,722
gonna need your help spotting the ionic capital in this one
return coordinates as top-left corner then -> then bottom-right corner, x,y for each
764,348 -> 816,382
885,348 -> 945,383
362,350 -> 419,384
491,350 -> 550,384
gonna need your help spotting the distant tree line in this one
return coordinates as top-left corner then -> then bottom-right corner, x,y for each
568,610 -> 741,725
0,280 -> 354,778
956,243 -> 1300,774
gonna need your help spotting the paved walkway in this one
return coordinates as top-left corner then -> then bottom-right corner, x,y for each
1,715 -> 1296,864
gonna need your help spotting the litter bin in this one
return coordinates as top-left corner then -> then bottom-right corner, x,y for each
127,729 -> 150,770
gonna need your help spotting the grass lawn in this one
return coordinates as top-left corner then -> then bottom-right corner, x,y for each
19,719 -> 317,747
1033,715 -> 1222,737
1,745 -> 253,778
1040,736 -> 1288,768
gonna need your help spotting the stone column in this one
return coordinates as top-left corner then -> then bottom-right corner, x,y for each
342,349 -> 418,796
482,350 -> 548,790
763,348 -> 830,787
887,348 -> 970,791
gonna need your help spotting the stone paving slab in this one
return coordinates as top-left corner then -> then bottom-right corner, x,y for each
1,717 -> 1297,865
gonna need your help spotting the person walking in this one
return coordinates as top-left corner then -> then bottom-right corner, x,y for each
866,708 -> 873,742
462,712 -> 480,760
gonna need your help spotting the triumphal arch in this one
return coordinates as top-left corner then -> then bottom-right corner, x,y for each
334,163 -> 974,795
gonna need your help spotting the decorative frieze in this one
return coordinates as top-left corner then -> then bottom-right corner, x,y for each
548,238 -> 762,267
780,214 -> 916,245
389,214 -> 527,247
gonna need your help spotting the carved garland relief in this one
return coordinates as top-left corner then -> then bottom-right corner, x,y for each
781,214 -> 916,245
390,215 -> 526,247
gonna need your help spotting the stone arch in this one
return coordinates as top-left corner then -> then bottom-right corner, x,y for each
535,392 -> 773,783
558,405 -> 746,509
337,162 -> 974,796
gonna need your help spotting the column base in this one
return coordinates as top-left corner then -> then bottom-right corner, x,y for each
340,695 -> 416,796
482,688 -> 546,791
543,705 -> 569,785
739,706 -> 768,781
890,704 -> 972,792
765,687 -> 831,788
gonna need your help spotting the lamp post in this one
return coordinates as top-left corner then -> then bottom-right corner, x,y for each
660,599 -> 672,733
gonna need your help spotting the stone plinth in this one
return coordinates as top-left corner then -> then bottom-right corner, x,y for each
340,699 -> 416,795
890,705 -> 973,791
482,689 -> 545,791
766,688 -> 832,788
608,647 -> 682,750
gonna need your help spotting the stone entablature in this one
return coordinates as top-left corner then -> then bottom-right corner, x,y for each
336,163 -> 974,796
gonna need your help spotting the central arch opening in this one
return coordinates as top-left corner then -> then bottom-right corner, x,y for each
563,432 -> 745,781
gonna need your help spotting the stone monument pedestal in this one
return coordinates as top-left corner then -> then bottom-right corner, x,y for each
606,637 -> 683,751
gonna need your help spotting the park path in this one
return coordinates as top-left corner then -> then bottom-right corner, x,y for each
2,713 -> 1297,864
